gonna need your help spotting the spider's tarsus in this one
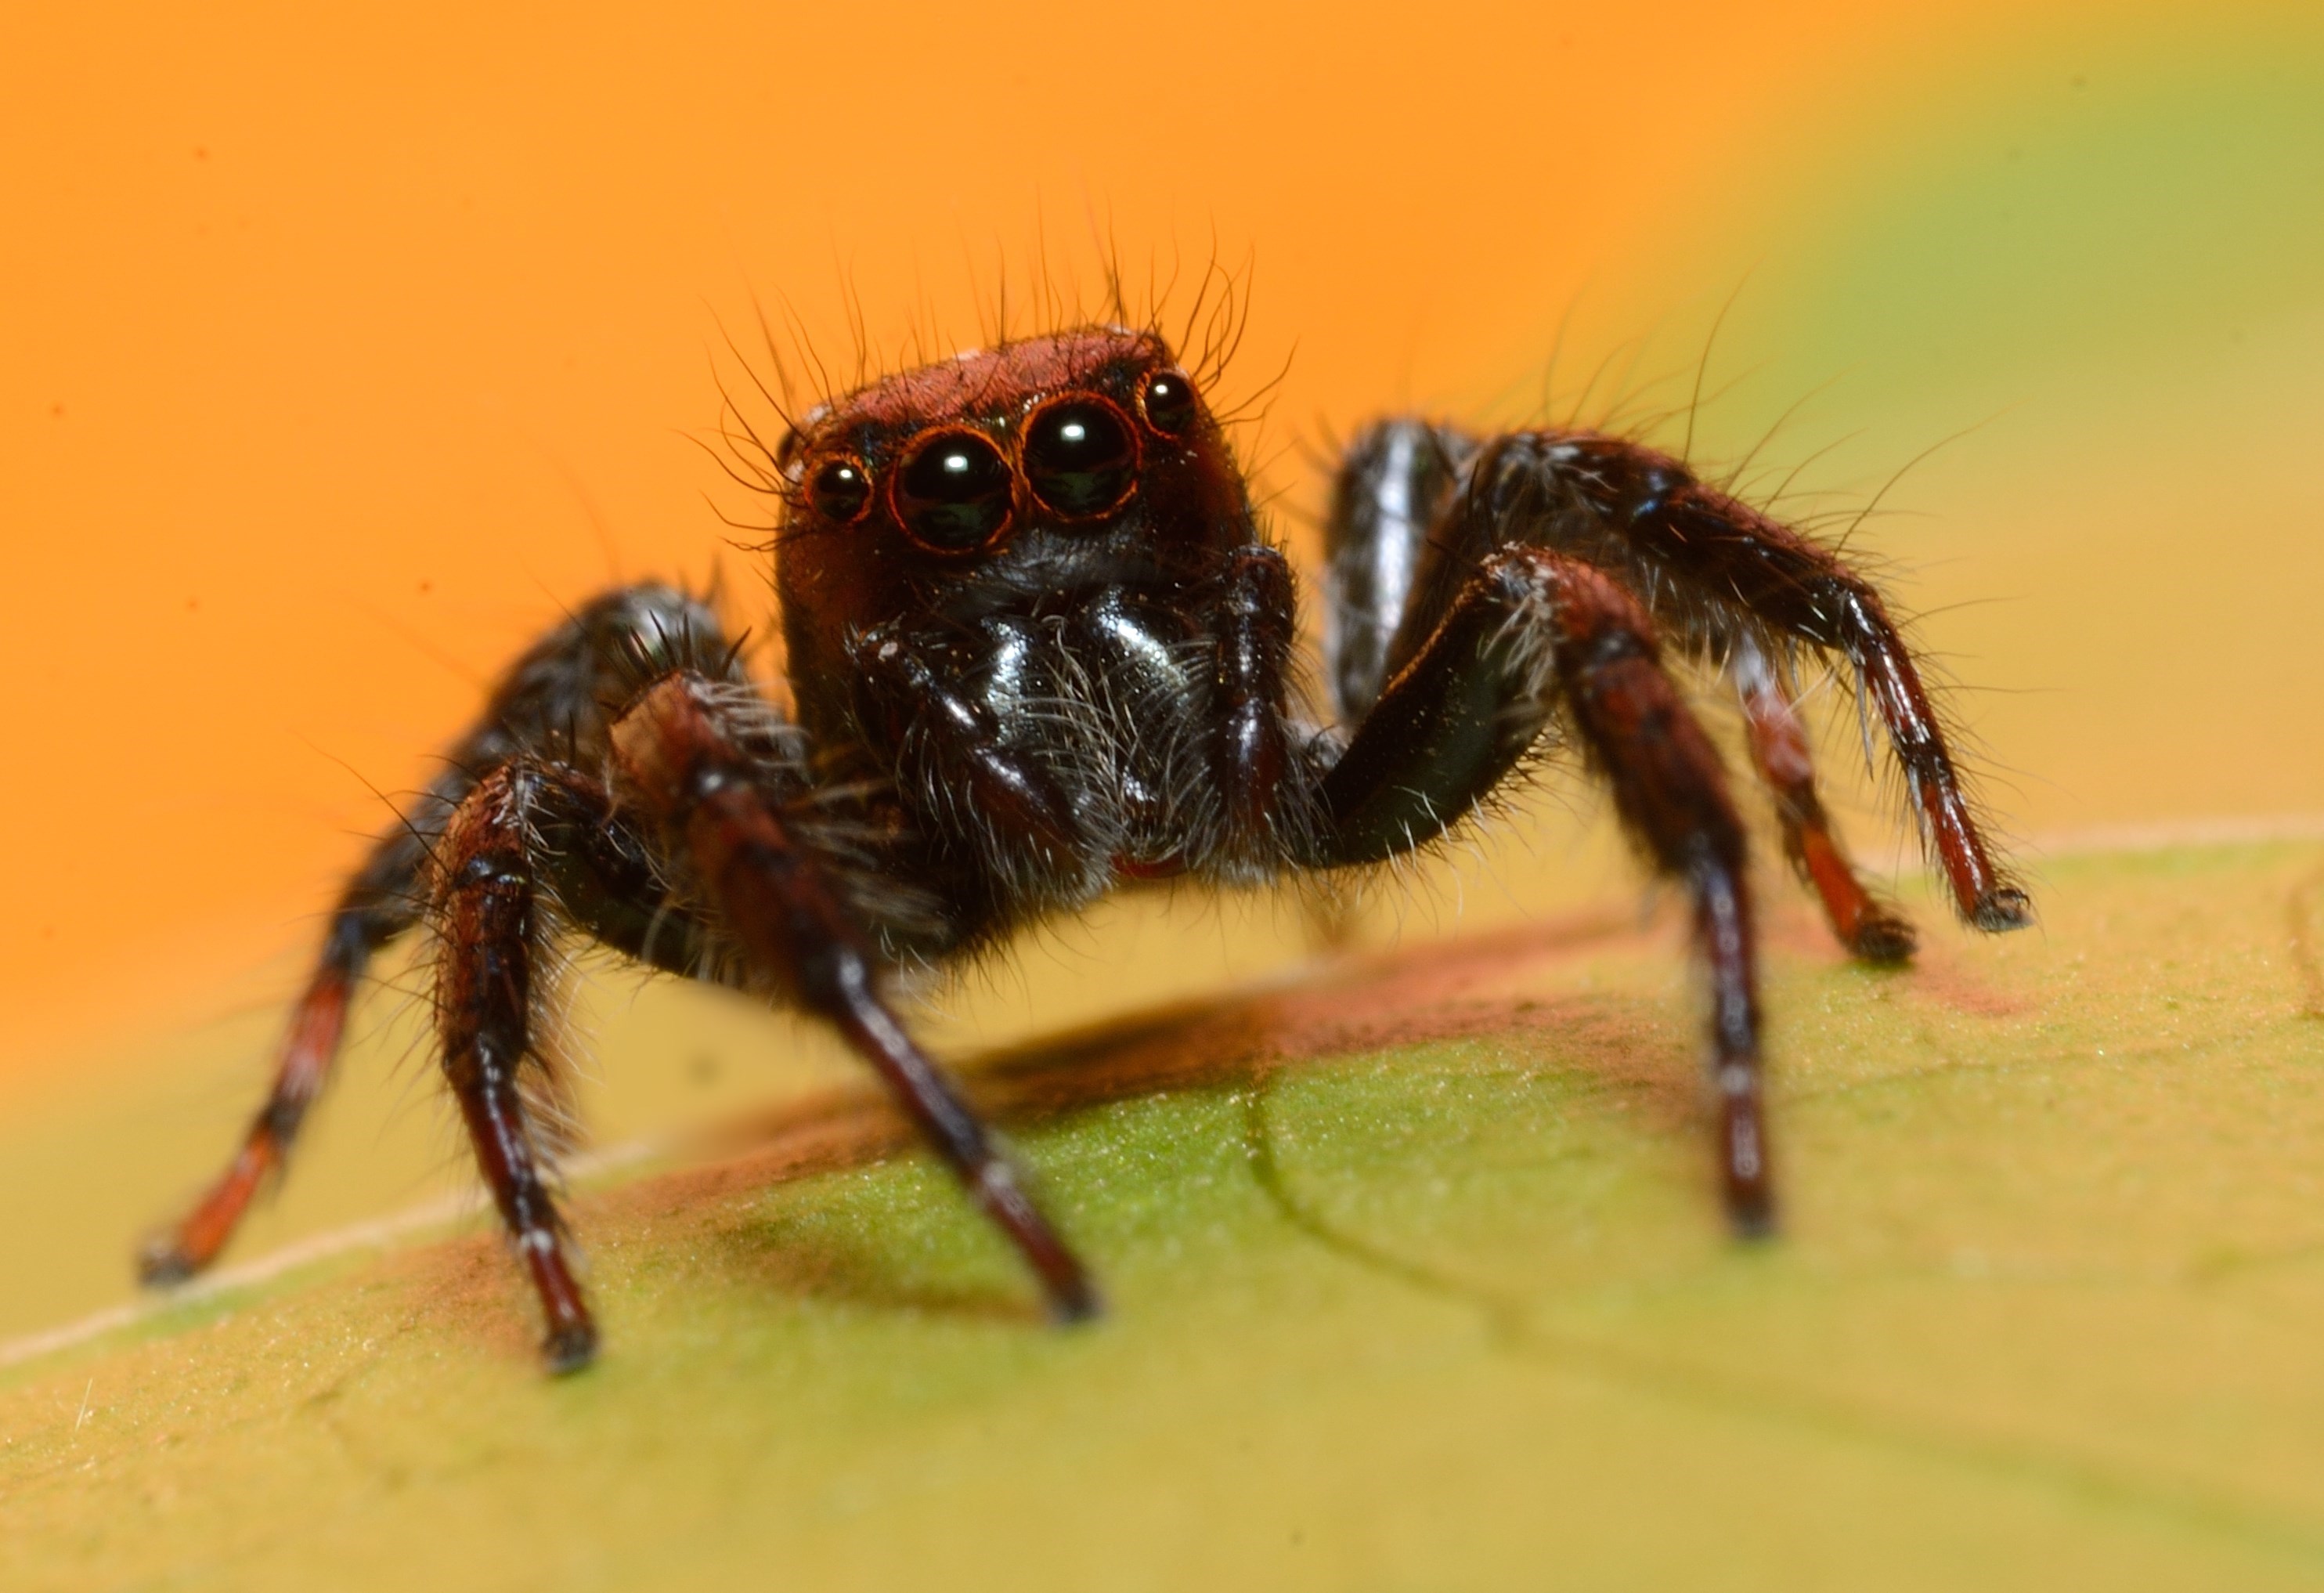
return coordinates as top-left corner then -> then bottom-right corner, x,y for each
1019,1233 -> 1105,1328
1847,910 -> 1918,966
541,1322 -> 600,1376
1045,1276 -> 1106,1328
1726,1195 -> 1779,1243
1972,888 -> 2036,934
134,1237 -> 198,1288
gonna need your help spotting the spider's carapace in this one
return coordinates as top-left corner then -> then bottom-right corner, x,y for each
142,323 -> 2027,1372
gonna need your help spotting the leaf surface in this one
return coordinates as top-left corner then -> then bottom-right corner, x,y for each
6,840 -> 2324,1592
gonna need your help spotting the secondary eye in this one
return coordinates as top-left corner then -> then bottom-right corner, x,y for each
1139,369 -> 1197,436
806,457 -> 872,523
1022,397 -> 1138,518
893,429 -> 1016,552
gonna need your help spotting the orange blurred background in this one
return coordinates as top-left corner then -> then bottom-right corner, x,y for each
2,1 -> 2320,1167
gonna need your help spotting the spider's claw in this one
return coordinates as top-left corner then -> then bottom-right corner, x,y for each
540,1321 -> 600,1377
1044,1273 -> 1106,1328
1729,1186 -> 1775,1237
1718,1092 -> 1777,1243
1724,1187 -> 1779,1243
1972,887 -> 2036,934
135,1234 -> 200,1289
1846,908 -> 1918,967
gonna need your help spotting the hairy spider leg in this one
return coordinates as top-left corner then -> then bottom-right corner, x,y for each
150,575 -> 1097,1350
1323,422 -> 1907,967
1313,549 -> 1770,1232
1730,634 -> 1915,963
432,764 -> 599,1372
430,751 -> 749,1371
139,584 -> 747,1284
609,674 -> 1101,1323
1465,432 -> 2030,933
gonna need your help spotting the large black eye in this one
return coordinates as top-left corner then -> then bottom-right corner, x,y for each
1022,396 -> 1138,518
893,429 -> 1015,551
807,456 -> 872,523
1139,369 -> 1198,436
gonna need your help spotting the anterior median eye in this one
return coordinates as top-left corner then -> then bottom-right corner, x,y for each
1023,397 -> 1138,518
893,429 -> 1015,551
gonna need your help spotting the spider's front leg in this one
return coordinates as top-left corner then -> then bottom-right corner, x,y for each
424,748 -> 755,1371
608,673 -> 1102,1324
429,763 -> 604,1371
1312,548 -> 1772,1230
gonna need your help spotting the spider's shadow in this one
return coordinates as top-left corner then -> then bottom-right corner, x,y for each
706,1202 -> 1042,1324
674,906 -> 1655,1325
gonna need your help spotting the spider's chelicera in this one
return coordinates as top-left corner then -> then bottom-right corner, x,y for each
141,325 -> 2029,1372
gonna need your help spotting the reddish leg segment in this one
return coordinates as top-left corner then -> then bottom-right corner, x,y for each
1730,637 -> 1916,965
137,946 -> 359,1282
139,583 -> 745,1288
138,844 -> 424,1284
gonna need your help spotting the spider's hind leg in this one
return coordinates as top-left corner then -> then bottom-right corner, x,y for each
1730,635 -> 1915,965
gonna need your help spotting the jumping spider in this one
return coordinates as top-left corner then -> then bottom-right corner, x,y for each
140,324 -> 2029,1371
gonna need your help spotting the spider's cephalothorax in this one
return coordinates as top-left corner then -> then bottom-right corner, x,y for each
140,324 -> 2029,1372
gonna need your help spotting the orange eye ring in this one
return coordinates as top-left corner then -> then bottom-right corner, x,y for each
1020,393 -> 1140,522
